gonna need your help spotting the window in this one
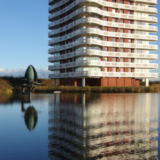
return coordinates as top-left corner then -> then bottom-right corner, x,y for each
120,19 -> 124,23
128,2 -> 131,5
120,39 -> 124,42
128,20 -> 131,24
105,58 -> 108,61
113,58 -> 116,62
113,28 -> 116,32
105,27 -> 108,31
136,22 -> 145,25
113,48 -> 116,52
128,68 -> 131,72
120,29 -> 124,33
77,67 -> 101,72
128,30 -> 131,33
53,61 -> 60,65
112,19 -> 116,22
120,48 -> 124,52
105,8 -> 108,11
112,0 -> 116,2
121,58 -> 124,62
105,37 -> 108,41
113,38 -> 116,42
121,68 -> 124,72
128,11 -> 131,14
105,47 -> 108,51
120,0 -> 123,4
120,10 -> 124,13
105,18 -> 108,21
76,57 -> 83,62
136,40 -> 143,44
54,70 -> 60,74
128,49 -> 131,53
128,59 -> 131,62
128,39 -> 131,43
105,68 -> 108,71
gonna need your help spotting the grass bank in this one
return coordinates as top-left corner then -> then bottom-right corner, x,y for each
0,77 -> 160,93
0,77 -> 55,93
34,86 -> 160,93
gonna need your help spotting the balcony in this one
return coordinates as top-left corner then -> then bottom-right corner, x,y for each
49,7 -> 157,27
48,0 -> 63,5
49,28 -> 157,44
48,49 -> 158,62
48,71 -> 158,79
49,38 -> 158,53
48,0 -> 157,12
130,0 -> 157,6
49,0 -> 66,7
48,60 -> 158,70
49,0 -> 157,17
49,18 -> 157,33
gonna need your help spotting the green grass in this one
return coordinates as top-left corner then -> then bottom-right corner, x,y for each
0,77 -> 160,93
48,86 -> 160,93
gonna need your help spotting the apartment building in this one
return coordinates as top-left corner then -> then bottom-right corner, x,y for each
48,0 -> 158,87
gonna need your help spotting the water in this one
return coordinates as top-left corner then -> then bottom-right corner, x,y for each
0,93 -> 159,160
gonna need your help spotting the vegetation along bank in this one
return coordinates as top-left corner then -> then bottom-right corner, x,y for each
0,77 -> 160,93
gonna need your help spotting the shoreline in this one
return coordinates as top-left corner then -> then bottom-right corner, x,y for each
32,86 -> 160,93
1,86 -> 160,93
0,77 -> 160,93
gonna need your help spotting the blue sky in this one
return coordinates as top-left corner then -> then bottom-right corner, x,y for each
0,0 -> 159,78
0,0 -> 50,77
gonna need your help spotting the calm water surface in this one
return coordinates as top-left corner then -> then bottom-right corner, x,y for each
0,93 -> 159,160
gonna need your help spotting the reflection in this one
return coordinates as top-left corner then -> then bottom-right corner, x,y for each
0,93 -> 54,104
48,93 -> 158,159
0,93 -> 22,104
21,99 -> 38,131
24,106 -> 38,131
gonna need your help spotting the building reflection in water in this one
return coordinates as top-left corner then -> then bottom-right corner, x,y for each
48,93 -> 158,159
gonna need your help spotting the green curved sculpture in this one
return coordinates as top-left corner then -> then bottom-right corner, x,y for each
24,65 -> 38,84
24,106 -> 38,131
21,65 -> 42,98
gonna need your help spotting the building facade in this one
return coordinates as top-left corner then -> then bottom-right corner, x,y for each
48,0 -> 158,87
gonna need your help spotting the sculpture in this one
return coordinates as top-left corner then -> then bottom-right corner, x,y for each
24,106 -> 38,131
21,65 -> 41,99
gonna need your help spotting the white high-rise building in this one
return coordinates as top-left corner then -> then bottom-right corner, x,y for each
48,0 -> 158,87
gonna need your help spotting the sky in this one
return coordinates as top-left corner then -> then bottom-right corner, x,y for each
0,0 -> 159,79
0,0 -> 50,78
